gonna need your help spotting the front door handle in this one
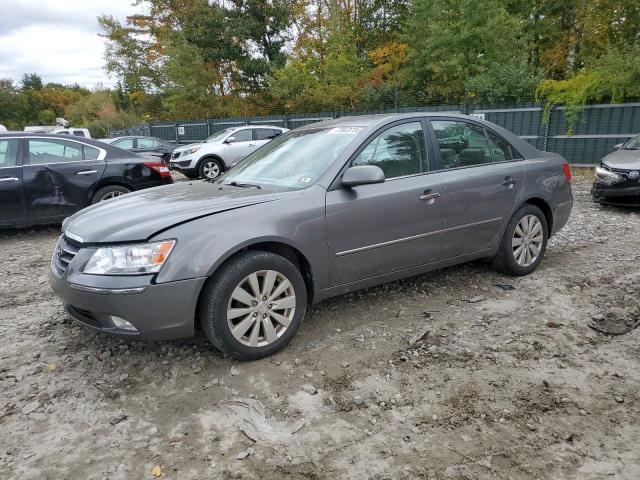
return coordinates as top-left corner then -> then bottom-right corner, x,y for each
419,191 -> 441,203
0,177 -> 19,183
502,177 -> 517,187
76,170 -> 98,176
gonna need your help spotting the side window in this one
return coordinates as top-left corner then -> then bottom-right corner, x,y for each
83,145 -> 101,160
352,121 -> 427,179
232,129 -> 253,143
486,130 -> 515,162
73,130 -> 85,137
27,139 -> 82,165
431,120 -> 493,169
255,129 -> 280,140
152,139 -> 162,147
0,139 -> 19,167
113,138 -> 134,149
137,138 -> 155,149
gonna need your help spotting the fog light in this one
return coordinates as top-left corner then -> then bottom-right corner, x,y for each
109,315 -> 138,332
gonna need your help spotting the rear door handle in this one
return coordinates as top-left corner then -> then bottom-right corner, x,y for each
502,177 -> 517,187
419,191 -> 441,203
76,170 -> 98,176
0,177 -> 19,183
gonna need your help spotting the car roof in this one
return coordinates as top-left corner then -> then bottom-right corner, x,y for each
0,132 -> 139,157
232,125 -> 286,130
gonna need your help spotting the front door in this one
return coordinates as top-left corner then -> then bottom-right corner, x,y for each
224,128 -> 256,166
326,120 -> 444,286
429,119 -> 525,259
23,138 -> 107,221
0,138 -> 25,225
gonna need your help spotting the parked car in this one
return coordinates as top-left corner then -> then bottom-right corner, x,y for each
169,125 -> 288,179
108,136 -> 177,162
592,134 -> 640,206
50,114 -> 573,360
0,133 -> 172,228
51,128 -> 92,138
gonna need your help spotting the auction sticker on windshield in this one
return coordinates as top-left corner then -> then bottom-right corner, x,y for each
328,127 -> 363,135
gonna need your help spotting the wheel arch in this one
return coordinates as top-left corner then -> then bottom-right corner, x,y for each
90,180 -> 134,201
520,196 -> 553,235
196,154 -> 226,173
194,239 -> 316,330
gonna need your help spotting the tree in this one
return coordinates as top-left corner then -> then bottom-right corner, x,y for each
402,0 -> 539,104
20,73 -> 43,91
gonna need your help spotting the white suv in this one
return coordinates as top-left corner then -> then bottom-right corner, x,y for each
169,125 -> 288,179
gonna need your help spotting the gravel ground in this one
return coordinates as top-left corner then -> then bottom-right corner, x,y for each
1,170 -> 639,480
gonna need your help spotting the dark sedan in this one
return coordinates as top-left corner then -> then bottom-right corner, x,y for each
592,134 -> 640,206
106,136 -> 177,162
0,133 -> 173,227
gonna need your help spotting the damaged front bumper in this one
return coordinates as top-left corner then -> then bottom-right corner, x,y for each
591,181 -> 640,207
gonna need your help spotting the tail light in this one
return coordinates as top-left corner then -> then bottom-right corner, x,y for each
144,162 -> 171,178
562,163 -> 572,183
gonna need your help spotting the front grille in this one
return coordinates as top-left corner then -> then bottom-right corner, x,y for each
171,151 -> 181,159
51,235 -> 81,277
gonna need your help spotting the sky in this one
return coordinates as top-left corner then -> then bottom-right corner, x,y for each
0,0 -> 142,88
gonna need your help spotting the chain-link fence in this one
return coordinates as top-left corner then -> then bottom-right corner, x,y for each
110,102 -> 640,165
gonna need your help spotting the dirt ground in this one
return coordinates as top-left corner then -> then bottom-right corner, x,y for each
1,170 -> 639,480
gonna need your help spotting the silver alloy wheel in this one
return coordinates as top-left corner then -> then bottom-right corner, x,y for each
100,190 -> 126,201
203,160 -> 221,179
512,214 -> 544,267
227,270 -> 296,348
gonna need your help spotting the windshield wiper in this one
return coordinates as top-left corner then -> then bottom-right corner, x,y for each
225,181 -> 262,189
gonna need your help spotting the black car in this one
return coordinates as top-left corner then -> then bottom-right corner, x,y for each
592,134 -> 640,206
0,133 -> 173,227
106,136 -> 177,162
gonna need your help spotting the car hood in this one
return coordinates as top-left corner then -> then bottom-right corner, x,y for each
64,181 -> 302,243
174,142 -> 204,152
602,149 -> 640,170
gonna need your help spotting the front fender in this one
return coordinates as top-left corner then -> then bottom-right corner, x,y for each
152,186 -> 329,290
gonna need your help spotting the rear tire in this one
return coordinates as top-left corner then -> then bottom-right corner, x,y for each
199,251 -> 307,360
91,185 -> 131,204
198,158 -> 223,180
493,204 -> 548,276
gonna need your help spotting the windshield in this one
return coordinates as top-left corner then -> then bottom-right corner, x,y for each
624,135 -> 640,150
219,126 -> 363,190
204,128 -> 234,143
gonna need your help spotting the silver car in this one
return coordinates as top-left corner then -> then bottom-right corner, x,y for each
50,113 -> 573,360
169,125 -> 288,179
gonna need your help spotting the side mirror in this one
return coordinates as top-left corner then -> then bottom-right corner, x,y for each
342,165 -> 385,188
225,136 -> 236,144
613,143 -> 624,150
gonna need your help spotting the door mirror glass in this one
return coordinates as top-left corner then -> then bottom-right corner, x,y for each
225,136 -> 237,144
342,165 -> 385,188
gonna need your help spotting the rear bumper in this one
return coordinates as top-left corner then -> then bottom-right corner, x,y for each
50,273 -> 207,341
591,182 -> 640,206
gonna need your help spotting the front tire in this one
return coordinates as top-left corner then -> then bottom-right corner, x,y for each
493,204 -> 548,276
199,251 -> 307,360
198,158 -> 223,180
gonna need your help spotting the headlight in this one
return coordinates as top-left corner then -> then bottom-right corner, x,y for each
595,166 -> 624,186
183,147 -> 200,155
83,240 -> 175,275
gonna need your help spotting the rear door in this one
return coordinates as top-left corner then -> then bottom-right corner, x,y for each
254,128 -> 282,148
0,138 -> 25,225
326,120 -> 445,286
22,138 -> 107,221
429,118 -> 525,259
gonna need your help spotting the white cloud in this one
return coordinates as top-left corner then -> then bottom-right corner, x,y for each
0,0 -> 142,88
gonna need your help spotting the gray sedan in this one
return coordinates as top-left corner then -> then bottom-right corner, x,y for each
50,113 -> 573,360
